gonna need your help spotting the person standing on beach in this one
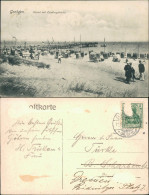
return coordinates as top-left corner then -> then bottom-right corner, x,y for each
130,62 -> 136,82
138,60 -> 145,81
58,55 -> 61,63
124,62 -> 132,84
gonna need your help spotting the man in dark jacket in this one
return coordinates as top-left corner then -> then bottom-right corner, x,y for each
138,60 -> 145,81
124,63 -> 132,84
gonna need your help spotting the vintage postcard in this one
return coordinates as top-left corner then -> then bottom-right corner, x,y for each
0,0 -> 148,97
1,98 -> 148,194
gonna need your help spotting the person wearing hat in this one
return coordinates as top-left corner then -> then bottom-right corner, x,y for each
138,60 -> 145,81
130,62 -> 136,82
124,62 -> 132,84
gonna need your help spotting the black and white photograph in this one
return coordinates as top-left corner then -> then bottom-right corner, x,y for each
0,0 -> 148,97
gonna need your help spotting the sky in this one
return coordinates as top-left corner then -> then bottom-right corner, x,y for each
1,1 -> 148,42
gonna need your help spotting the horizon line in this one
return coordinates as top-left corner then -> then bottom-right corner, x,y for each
1,40 -> 148,43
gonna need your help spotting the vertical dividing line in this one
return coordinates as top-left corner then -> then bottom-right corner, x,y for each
62,118 -> 63,189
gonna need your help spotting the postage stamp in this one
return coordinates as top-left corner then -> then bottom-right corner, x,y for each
122,103 -> 143,128
112,103 -> 143,138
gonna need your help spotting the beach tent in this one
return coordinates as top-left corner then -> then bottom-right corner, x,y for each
109,52 -> 112,56
89,52 -> 97,62
17,50 -> 23,56
103,53 -> 108,59
50,50 -> 54,55
132,53 -> 139,59
127,53 -> 132,58
31,53 -> 39,60
140,54 -> 145,59
81,52 -> 84,58
69,50 -> 75,54
6,49 -> 11,55
22,51 -> 30,58
3,50 -> 7,55
121,52 -> 125,58
55,51 -> 59,59
76,53 -> 80,59
63,52 -> 69,58
113,54 -> 121,62
11,49 -> 15,55
147,53 -> 149,59
89,52 -> 102,62
96,53 -> 100,59
41,51 -> 48,56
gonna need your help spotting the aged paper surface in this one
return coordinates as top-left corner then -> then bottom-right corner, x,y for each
1,98 -> 148,194
1,0 -> 148,194
0,0 -> 148,97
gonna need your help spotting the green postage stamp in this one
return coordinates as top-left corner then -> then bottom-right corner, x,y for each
122,103 -> 143,128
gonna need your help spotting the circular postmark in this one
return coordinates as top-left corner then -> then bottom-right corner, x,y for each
112,113 -> 140,138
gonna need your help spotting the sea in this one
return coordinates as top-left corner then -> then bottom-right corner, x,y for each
82,42 -> 149,54
1,41 -> 148,54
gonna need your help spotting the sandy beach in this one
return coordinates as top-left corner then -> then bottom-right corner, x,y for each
0,53 -> 148,97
